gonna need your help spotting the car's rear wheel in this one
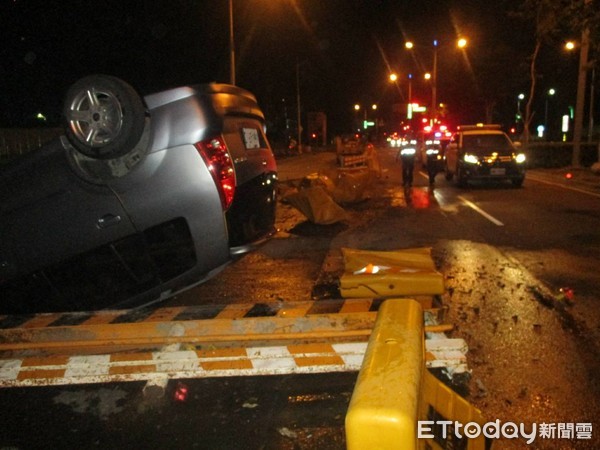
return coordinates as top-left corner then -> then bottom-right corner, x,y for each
63,75 -> 146,160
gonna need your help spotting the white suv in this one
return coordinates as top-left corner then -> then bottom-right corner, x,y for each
444,124 -> 526,187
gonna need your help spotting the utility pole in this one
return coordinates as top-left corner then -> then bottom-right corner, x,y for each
296,60 -> 302,152
432,41 -> 438,123
228,0 -> 235,85
572,0 -> 591,167
588,65 -> 595,144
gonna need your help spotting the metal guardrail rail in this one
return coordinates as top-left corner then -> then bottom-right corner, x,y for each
0,299 -> 465,389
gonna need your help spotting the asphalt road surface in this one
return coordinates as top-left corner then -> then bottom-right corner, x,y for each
1,147 -> 599,449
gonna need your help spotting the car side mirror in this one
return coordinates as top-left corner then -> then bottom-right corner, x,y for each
513,141 -> 522,148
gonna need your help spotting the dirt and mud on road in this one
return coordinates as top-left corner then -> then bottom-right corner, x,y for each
266,149 -> 600,449
439,241 -> 600,449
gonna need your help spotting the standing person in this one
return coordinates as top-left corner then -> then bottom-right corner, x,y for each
397,141 -> 417,187
423,140 -> 443,185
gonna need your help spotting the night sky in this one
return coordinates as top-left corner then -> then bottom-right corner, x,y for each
0,0 -> 582,139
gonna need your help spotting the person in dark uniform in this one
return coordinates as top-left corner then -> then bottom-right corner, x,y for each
397,140 -> 417,187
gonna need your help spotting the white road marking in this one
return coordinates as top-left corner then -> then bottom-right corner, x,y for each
458,196 -> 504,226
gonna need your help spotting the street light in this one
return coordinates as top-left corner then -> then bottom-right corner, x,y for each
544,88 -> 556,137
353,104 -> 377,133
404,38 -> 468,124
517,93 -> 525,121
389,72 -> 412,116
354,104 -> 360,131
565,39 -> 596,145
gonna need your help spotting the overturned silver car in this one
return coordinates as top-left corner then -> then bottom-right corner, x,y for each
0,75 -> 277,313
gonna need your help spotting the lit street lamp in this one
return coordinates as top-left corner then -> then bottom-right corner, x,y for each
544,88 -> 556,137
517,93 -> 525,122
405,38 -> 468,124
354,104 -> 361,132
514,93 -> 526,136
353,104 -> 377,133
565,39 -> 596,147
389,72 -> 413,117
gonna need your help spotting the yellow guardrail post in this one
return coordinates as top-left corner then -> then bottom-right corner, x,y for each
345,299 -> 424,449
346,298 -> 486,450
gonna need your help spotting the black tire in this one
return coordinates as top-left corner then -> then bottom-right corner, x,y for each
63,75 -> 146,160
428,171 -> 436,185
444,162 -> 453,181
512,177 -> 525,187
427,161 -> 437,184
457,165 -> 468,188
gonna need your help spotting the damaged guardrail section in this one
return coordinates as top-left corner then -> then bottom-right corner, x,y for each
346,299 -> 424,448
345,299 -> 485,450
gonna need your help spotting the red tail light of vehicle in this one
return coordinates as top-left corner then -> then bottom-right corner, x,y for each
195,136 -> 236,210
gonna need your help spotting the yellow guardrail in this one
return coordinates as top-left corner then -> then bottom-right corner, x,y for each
346,299 -> 424,448
339,248 -> 445,298
345,299 -> 486,450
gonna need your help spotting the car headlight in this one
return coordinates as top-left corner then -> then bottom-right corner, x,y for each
515,153 -> 526,164
425,149 -> 439,155
463,153 -> 479,164
401,148 -> 416,156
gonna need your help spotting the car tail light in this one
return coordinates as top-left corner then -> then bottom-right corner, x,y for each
195,136 -> 236,210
